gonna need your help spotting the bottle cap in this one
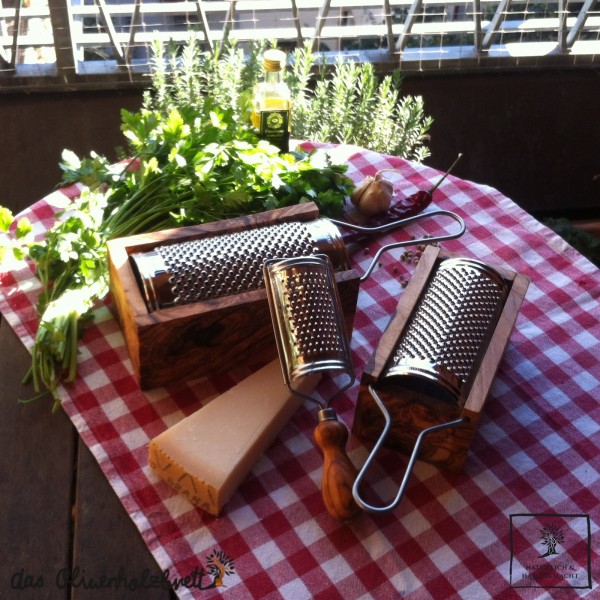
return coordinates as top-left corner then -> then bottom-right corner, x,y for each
263,49 -> 286,72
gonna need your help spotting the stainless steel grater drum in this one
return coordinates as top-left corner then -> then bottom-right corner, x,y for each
382,257 -> 509,406
263,255 -> 353,382
130,218 -> 349,312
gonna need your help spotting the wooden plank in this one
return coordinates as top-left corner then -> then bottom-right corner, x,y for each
0,319 -> 75,599
71,440 -> 175,600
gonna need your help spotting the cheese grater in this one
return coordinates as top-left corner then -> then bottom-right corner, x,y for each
130,218 -> 348,312
263,254 -> 360,521
130,209 -> 465,312
352,249 -> 527,514
382,256 -> 509,404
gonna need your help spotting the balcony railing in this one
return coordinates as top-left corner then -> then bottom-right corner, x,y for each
1,0 -> 599,90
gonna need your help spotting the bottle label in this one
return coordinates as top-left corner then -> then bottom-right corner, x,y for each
259,109 -> 290,152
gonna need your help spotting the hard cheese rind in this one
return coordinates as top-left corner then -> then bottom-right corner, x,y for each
148,360 -> 319,516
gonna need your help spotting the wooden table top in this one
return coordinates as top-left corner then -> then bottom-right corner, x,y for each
0,319 -> 177,600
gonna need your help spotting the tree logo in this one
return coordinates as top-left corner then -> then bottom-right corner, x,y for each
539,523 -> 565,557
509,513 -> 592,590
205,549 -> 236,588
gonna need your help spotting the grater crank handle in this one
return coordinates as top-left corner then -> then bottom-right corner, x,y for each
329,208 -> 461,237
329,208 -> 465,251
357,210 -> 466,281
352,385 -> 467,514
314,408 -> 361,521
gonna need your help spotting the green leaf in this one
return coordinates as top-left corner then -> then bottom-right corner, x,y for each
60,149 -> 82,171
15,217 -> 33,240
0,206 -> 14,232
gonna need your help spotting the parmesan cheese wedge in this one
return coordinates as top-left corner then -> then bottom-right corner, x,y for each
148,359 -> 319,516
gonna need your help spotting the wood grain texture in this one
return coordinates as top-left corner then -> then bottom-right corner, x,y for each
108,203 -> 361,389
71,441 -> 175,600
0,320 -> 74,600
313,418 -> 361,521
353,385 -> 475,472
352,250 -> 529,473
0,319 -> 174,599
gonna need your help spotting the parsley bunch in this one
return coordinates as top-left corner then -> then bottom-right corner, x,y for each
2,91 -> 353,409
1,191 -> 108,410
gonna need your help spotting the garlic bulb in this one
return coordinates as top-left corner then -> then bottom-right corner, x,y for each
350,172 -> 394,216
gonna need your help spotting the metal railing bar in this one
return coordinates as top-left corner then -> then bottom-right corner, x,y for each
221,0 -> 236,46
557,0 -> 567,51
193,0 -> 213,51
56,0 -> 576,19
483,16 -> 598,32
66,27 -> 309,46
482,0 -> 512,49
125,0 -> 142,64
312,0 -> 332,50
4,16 -> 595,47
60,15 -> 600,48
59,0 -> 574,20
290,0 -> 305,46
1,43 -> 597,92
47,0 -> 77,84
566,0 -> 597,48
8,0 -> 20,70
395,0 -> 424,52
2,0 -> 600,85
382,0 -> 395,53
473,0 -> 483,55
95,0 -> 125,62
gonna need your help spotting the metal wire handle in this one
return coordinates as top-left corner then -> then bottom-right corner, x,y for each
330,209 -> 466,282
352,385 -> 467,514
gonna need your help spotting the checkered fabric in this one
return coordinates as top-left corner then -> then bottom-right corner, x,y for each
1,143 -> 599,599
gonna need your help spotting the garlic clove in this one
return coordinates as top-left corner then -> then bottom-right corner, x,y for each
350,176 -> 375,207
351,174 -> 394,216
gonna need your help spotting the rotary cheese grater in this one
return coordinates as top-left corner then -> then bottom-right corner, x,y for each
130,218 -> 348,312
382,256 -> 509,405
129,209 -> 465,313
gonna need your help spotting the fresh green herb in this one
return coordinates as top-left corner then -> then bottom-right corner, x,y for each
0,207 -> 34,263
2,80 -> 353,408
1,35 -> 433,409
1,190 -> 109,410
144,37 -> 432,161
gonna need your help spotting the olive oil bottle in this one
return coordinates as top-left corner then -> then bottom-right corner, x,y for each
251,49 -> 291,153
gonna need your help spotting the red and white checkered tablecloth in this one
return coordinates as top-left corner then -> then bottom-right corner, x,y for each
1,143 -> 599,599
